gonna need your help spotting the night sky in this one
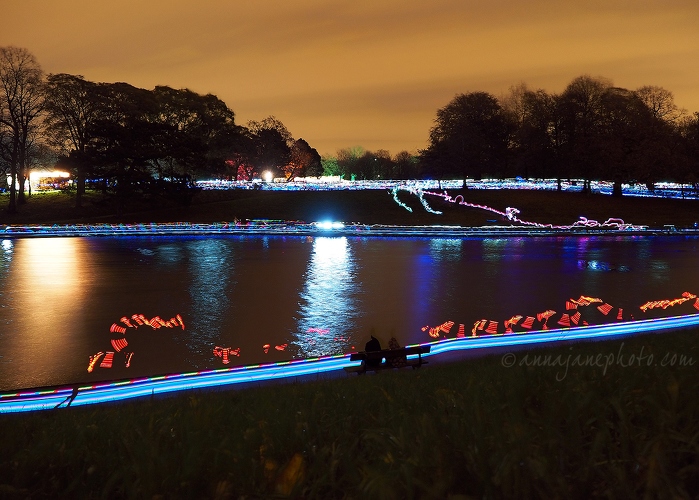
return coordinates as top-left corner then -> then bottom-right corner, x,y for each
4,0 -> 698,155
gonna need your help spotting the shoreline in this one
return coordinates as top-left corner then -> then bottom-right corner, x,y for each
2,219 -> 697,238
3,312 -> 699,413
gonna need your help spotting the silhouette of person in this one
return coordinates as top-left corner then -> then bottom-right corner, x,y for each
388,336 -> 407,368
364,335 -> 382,368
55,386 -> 79,409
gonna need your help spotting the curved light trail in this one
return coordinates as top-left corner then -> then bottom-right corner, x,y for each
2,313 -> 698,414
390,185 -> 650,231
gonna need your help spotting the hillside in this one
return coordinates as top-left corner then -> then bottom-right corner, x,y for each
1,187 -> 698,229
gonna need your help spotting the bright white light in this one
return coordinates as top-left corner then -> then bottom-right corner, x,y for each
315,221 -> 345,230
262,171 -> 273,182
29,170 -> 70,180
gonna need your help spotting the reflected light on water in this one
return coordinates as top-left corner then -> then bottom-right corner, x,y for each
429,238 -> 463,262
21,238 -> 82,288
482,238 -> 523,262
1,240 -> 12,275
186,239 -> 232,357
0,240 -> 12,334
1,239 -> 12,257
294,237 -> 359,357
9,238 -> 88,360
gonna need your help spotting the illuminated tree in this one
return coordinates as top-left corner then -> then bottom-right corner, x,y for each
320,155 -> 341,177
284,138 -> 322,180
0,46 -> 44,213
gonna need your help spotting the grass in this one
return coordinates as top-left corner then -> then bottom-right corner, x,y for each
1,187 -> 699,228
1,329 -> 698,498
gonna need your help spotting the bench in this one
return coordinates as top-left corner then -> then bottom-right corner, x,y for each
345,345 -> 431,374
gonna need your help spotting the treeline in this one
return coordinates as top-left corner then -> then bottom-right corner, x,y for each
321,147 -> 420,181
306,76 -> 699,195
0,47 -> 322,213
4,45 -> 699,215
421,77 -> 699,196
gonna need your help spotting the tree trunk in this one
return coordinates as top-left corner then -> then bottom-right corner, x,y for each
8,169 -> 17,214
75,171 -> 84,208
612,179 -> 623,197
7,143 -> 19,213
18,171 -> 27,204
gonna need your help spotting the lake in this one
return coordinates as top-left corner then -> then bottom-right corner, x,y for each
1,234 -> 698,391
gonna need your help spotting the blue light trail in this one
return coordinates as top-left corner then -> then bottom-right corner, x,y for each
2,314 -> 698,414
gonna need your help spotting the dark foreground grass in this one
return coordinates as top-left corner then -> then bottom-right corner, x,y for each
2,329 -> 698,498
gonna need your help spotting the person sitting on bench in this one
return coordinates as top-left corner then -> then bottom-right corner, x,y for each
387,336 -> 407,368
364,335 -> 382,368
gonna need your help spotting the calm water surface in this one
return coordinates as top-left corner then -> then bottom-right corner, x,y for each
1,235 -> 698,391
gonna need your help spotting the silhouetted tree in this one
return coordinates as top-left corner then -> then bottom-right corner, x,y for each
422,92 -> 510,180
392,151 -> 419,179
353,149 -> 392,179
678,113 -> 699,188
152,86 -> 241,184
0,46 -> 44,212
633,85 -> 685,190
597,87 -> 654,196
87,82 -> 163,209
44,73 -> 102,207
336,146 -> 364,179
501,84 -> 558,180
636,85 -> 685,124
246,116 -> 293,179
557,75 -> 613,191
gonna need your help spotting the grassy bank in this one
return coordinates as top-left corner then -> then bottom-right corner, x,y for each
2,329 -> 698,498
2,187 -> 699,228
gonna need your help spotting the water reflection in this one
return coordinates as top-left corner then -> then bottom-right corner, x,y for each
1,239 -> 12,259
0,240 -> 13,339
0,240 -> 11,279
294,237 -> 359,357
186,239 -> 232,362
481,237 -> 527,262
429,238 -> 463,262
2,234 -> 699,391
4,238 -> 90,376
